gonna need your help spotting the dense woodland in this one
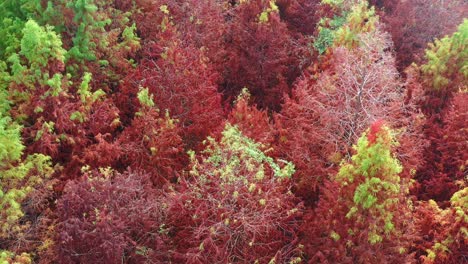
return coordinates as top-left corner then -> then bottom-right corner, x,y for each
0,0 -> 467,263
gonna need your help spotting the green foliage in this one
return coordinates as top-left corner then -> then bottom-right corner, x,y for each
1,153 -> 53,235
137,87 -> 155,107
119,23 -> 141,52
20,19 -> 65,67
0,69 -> 9,114
66,0 -> 111,63
3,19 -> 66,95
0,0 -> 50,61
321,0 -> 344,7
0,17 -> 23,61
335,124 -> 403,244
314,15 -> 346,54
199,124 -> 295,180
78,72 -> 105,105
314,1 -> 378,53
0,250 -> 32,264
0,115 -> 24,166
258,0 -> 279,23
421,19 -> 467,91
0,112 -> 53,239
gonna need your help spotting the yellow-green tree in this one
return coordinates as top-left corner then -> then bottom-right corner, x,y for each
307,121 -> 415,262
421,19 -> 467,92
0,111 -> 53,262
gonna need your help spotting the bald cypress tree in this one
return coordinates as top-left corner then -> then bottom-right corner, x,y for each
304,121 -> 416,263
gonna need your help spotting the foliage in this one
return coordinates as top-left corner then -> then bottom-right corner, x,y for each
314,0 -> 377,53
165,124 -> 301,262
276,0 -> 321,35
55,169 -> 169,263
0,0 -> 465,262
0,251 -> 32,264
116,87 -> 186,186
380,0 -> 466,72
227,88 -> 276,149
0,111 -> 54,259
3,19 -> 66,96
276,19 -> 424,203
0,0 -> 57,61
415,92 -> 468,201
303,122 -> 416,262
122,10 -> 224,149
421,19 -> 467,93
413,20 -> 468,202
218,0 -> 310,110
416,187 -> 468,264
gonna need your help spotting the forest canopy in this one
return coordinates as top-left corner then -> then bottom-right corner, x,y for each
0,0 -> 466,263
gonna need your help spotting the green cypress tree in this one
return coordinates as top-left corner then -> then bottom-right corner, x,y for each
421,19 -> 467,92
0,113 -> 53,238
335,121 -> 403,244
65,0 -> 111,65
309,122 -> 415,262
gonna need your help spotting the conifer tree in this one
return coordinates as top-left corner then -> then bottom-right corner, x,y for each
414,20 -> 468,201
117,87 -> 186,185
416,187 -> 467,264
227,88 -> 276,149
165,124 -> 302,263
305,122 -> 416,263
421,19 -> 467,97
0,112 -> 53,262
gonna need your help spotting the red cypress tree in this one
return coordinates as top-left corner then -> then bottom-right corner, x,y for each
412,21 -> 467,201
416,92 -> 468,202
119,8 -> 224,148
116,88 -> 186,186
276,22 -> 425,203
227,88 -> 276,150
219,0 -> 309,110
55,169 -> 170,263
276,0 -> 321,35
415,187 -> 467,264
381,0 -> 466,72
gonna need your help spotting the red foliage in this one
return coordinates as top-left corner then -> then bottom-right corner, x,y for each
227,89 -> 277,150
219,0 -> 310,110
275,77 -> 339,204
437,93 -> 468,186
276,0 -> 321,35
55,169 -> 169,263
414,188 -> 467,264
367,119 -> 385,144
120,13 -> 224,148
415,92 -> 468,202
164,126 -> 303,263
380,0 -> 466,72
275,26 -> 425,203
117,103 -> 186,186
21,92 -> 121,178
3,1 -> 466,263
